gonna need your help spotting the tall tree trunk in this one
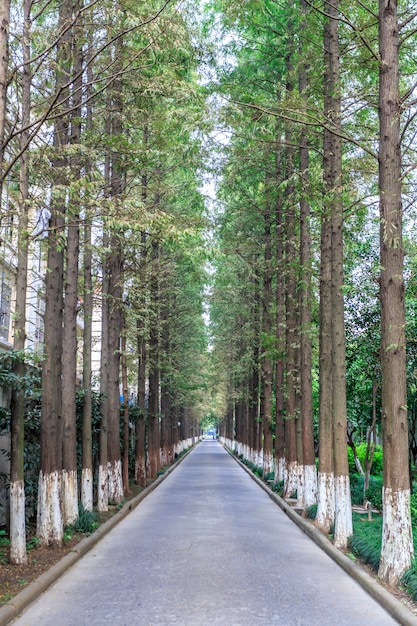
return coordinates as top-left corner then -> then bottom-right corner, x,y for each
378,0 -> 413,584
148,240 -> 161,479
262,192 -> 274,477
38,0 -> 72,545
81,42 -> 94,513
135,234 -> 147,487
98,246 -> 110,511
106,36 -> 125,504
298,0 -> 317,509
283,103 -> 298,500
98,132 -> 111,512
81,213 -> 93,511
274,148 -> 286,484
121,332 -> 131,494
9,0 -> 30,563
0,0 -> 10,196
62,10 -> 83,525
316,1 -> 337,534
326,0 -> 352,549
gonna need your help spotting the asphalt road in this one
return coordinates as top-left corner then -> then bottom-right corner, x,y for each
13,442 -> 402,625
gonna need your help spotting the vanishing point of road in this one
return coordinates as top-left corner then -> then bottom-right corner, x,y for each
11,442 -> 415,625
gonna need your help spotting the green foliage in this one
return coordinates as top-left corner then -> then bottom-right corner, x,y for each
306,504 -> 318,520
349,513 -> 382,570
26,536 -> 40,551
364,477 -> 383,511
0,529 -> 9,546
72,504 -> 98,535
347,443 -> 383,476
350,473 -> 383,509
350,474 -> 365,505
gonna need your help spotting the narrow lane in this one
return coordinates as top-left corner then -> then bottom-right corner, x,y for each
14,442 -> 399,625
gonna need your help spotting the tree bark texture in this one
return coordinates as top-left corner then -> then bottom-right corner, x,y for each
378,0 -> 413,584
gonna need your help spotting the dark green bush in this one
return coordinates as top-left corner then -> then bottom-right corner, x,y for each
402,566 -> 417,602
349,513 -> 382,569
350,473 -> 382,509
350,474 -> 365,505
306,503 -> 317,520
364,476 -> 383,511
72,504 -> 98,535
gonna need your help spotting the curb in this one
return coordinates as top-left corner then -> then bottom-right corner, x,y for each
227,449 -> 417,626
0,447 -> 194,626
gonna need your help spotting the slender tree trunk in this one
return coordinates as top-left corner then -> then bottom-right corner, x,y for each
121,333 -> 131,494
38,0 -> 72,545
262,193 -> 274,477
62,11 -> 83,525
106,232 -> 124,503
135,234 -> 147,487
325,0 -> 352,549
378,0 -> 413,584
98,216 -> 110,512
316,2 -> 337,533
106,36 -> 125,504
283,105 -> 298,500
298,0 -> 317,509
148,241 -> 161,479
274,149 -> 286,484
81,42 -> 94,512
81,214 -> 93,511
363,377 -> 378,498
9,0 -> 31,563
0,0 -> 10,196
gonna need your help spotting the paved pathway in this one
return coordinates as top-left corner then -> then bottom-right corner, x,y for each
14,442 -> 402,625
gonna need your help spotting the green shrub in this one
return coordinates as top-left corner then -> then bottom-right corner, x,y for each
72,504 -> 98,535
306,504 -> 317,520
402,566 -> 417,602
347,443 -> 383,476
350,474 -> 365,505
364,476 -> 383,511
273,480 -> 284,495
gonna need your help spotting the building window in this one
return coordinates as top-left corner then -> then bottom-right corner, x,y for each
0,283 -> 11,341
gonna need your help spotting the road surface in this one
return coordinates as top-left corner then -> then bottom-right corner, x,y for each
14,442 -> 402,625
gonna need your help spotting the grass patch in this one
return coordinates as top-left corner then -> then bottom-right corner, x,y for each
349,512 -> 382,570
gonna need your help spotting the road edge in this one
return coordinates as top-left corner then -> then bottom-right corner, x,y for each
227,448 -> 417,626
0,446 -> 195,626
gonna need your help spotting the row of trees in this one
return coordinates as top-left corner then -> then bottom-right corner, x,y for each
1,0 -> 209,565
208,0 -> 417,585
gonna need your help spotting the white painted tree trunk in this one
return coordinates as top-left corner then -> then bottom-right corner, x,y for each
62,469 -> 79,526
283,460 -> 298,498
274,456 -> 285,484
81,467 -> 94,512
378,487 -> 413,585
303,464 -> 318,508
263,451 -> 274,476
333,475 -> 353,548
256,449 -> 263,470
316,471 -> 335,532
37,470 -> 63,546
297,463 -> 305,507
9,480 -> 27,564
97,464 -> 108,512
108,459 -> 124,504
